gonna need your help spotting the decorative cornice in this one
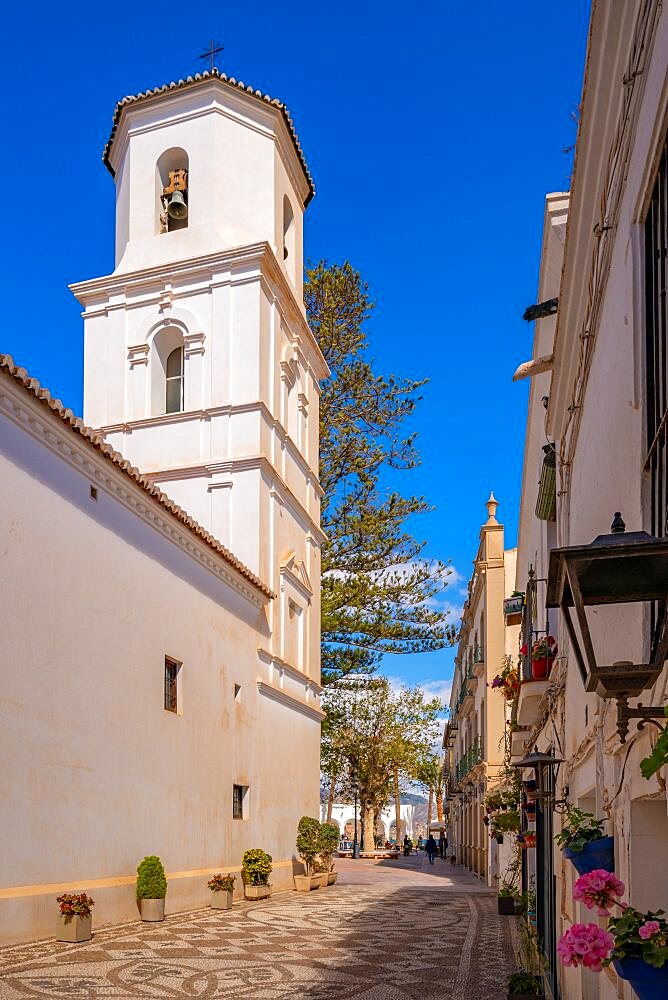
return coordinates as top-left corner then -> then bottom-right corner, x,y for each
257,680 -> 325,722
70,242 -> 329,383
141,454 -> 326,545
97,399 -> 323,491
257,647 -> 322,694
279,556 -> 314,600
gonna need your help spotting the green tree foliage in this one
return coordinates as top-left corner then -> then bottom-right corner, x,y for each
136,856 -> 167,900
305,261 -> 457,684
322,676 -> 442,850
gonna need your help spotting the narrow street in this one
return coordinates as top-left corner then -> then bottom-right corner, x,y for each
0,856 -> 517,999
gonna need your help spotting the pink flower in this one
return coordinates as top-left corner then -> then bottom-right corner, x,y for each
573,869 -> 625,916
558,923 -> 614,972
639,920 -> 661,940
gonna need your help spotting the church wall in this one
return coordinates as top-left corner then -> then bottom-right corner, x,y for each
0,386 -> 321,945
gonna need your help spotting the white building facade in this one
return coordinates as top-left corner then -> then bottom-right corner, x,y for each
511,3 -> 668,997
321,803 -> 417,842
445,495 -> 520,886
0,70 -> 326,945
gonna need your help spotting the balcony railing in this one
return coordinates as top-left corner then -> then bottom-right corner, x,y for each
455,738 -> 482,783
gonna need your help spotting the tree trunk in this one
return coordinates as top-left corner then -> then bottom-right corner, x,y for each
393,767 -> 402,846
427,788 -> 433,828
436,793 -> 444,823
326,772 -> 337,823
363,801 -> 376,852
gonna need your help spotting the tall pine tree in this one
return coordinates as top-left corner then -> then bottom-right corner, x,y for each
305,260 -> 456,684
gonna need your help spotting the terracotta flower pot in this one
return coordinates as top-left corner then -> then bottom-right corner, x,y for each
327,872 -> 338,886
56,913 -> 92,943
313,873 -> 329,888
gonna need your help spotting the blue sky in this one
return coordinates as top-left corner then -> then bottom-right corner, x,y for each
4,1 -> 589,701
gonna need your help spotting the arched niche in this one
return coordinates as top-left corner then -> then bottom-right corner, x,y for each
150,324 -> 186,416
156,147 -> 189,234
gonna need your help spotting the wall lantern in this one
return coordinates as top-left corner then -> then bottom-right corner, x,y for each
546,512 -> 668,742
511,750 -> 565,808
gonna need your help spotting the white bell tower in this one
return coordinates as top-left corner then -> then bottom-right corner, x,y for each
71,70 -> 328,683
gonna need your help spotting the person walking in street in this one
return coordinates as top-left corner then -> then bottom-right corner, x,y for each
438,831 -> 447,860
425,834 -> 438,865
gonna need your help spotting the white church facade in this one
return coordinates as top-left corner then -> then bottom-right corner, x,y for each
0,70 -> 327,945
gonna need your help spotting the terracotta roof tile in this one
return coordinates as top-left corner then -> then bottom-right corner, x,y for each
103,69 -> 314,206
0,354 -> 275,601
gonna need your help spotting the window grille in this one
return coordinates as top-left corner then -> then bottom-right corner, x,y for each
164,658 -> 179,712
233,784 -> 244,820
644,139 -> 668,541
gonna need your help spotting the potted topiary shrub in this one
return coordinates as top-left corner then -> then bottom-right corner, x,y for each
318,821 -> 340,886
242,848 -> 273,900
136,856 -> 167,921
555,806 -> 614,874
56,892 -> 95,943
208,873 -> 235,909
295,816 -> 321,891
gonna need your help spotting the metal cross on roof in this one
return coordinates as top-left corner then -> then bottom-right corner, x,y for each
199,39 -> 224,73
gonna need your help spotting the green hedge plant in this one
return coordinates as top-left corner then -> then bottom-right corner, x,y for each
318,822 -> 340,873
296,817 -> 320,876
136,856 -> 167,900
242,849 -> 273,886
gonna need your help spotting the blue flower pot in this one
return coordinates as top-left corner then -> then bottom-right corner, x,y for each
613,958 -> 668,1000
562,835 -> 614,875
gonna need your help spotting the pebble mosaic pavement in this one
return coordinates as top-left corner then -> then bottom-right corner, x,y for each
0,856 -> 517,999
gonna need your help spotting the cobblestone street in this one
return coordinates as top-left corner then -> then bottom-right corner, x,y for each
0,855 -> 517,999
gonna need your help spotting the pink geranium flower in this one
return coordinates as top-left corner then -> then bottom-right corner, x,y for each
573,869 -> 625,916
557,923 -> 614,972
639,920 -> 661,940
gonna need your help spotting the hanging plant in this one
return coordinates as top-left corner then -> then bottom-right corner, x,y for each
639,706 -> 668,780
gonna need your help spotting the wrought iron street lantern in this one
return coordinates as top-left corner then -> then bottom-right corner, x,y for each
546,513 -> 668,742
511,750 -> 565,807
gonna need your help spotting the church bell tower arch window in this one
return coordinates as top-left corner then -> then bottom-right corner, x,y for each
156,148 -> 189,234
150,325 -> 186,416
165,347 -> 184,414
